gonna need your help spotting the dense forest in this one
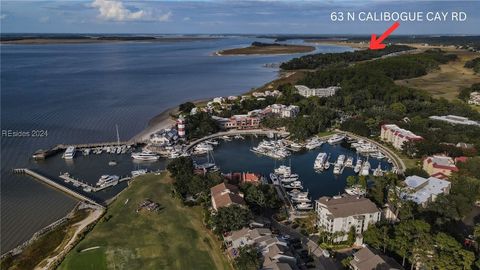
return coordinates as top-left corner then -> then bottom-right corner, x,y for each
280,45 -> 413,70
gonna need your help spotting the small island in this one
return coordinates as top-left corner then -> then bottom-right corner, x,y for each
217,41 -> 315,55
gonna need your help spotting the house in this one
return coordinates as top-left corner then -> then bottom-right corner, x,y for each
315,195 -> 381,242
422,155 -> 458,178
350,246 -> 403,270
400,175 -> 451,207
223,115 -> 260,130
429,115 -> 480,127
380,124 -> 423,150
212,97 -> 225,104
210,183 -> 246,211
294,85 -> 340,98
267,104 -> 300,118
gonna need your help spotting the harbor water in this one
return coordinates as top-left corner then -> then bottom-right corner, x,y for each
0,37 -> 352,253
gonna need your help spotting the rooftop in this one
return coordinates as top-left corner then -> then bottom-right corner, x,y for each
316,195 -> 379,218
351,247 -> 403,270
402,175 -> 450,205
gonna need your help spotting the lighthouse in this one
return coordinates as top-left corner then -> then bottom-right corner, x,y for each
177,116 -> 186,137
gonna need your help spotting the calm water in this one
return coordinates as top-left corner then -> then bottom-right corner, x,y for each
199,137 -> 391,200
0,37 -> 352,253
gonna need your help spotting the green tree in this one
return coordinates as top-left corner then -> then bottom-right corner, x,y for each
390,102 -> 407,116
358,175 -> 367,189
234,246 -> 261,270
346,176 -> 357,187
179,102 -> 195,114
211,205 -> 252,234
347,226 -> 356,245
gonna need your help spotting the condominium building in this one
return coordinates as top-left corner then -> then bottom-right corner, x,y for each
400,175 -> 451,207
429,115 -> 480,127
223,115 -> 260,130
422,155 -> 458,178
315,195 -> 381,242
380,124 -> 423,150
267,104 -> 300,118
294,85 -> 340,98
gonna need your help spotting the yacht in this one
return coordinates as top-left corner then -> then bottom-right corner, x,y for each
82,148 -> 91,156
194,143 -> 213,154
205,139 -> 219,146
131,169 -> 148,177
96,175 -> 119,188
289,142 -> 304,151
327,134 -> 346,144
305,137 -> 324,150
313,152 -> 328,170
131,151 -> 160,161
360,161 -> 371,176
296,202 -> 313,210
280,174 -> 299,183
288,189 -> 303,197
333,164 -> 342,175
274,165 -> 291,176
345,185 -> 366,196
373,164 -> 384,177
345,156 -> 354,167
234,135 -> 245,140
336,155 -> 346,166
354,159 -> 363,174
370,151 -> 386,160
291,192 -> 311,203
63,146 -> 76,159
283,181 -> 303,189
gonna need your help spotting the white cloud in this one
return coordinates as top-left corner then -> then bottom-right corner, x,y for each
91,0 -> 171,22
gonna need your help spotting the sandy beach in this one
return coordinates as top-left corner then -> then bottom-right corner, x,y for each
129,107 -> 178,143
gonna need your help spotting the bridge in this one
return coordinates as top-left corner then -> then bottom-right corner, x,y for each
13,168 -> 104,208
184,129 -> 290,152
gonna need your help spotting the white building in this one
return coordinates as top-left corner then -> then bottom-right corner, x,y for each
149,128 -> 179,145
294,85 -> 340,98
468,92 -> 480,106
380,124 -> 423,150
315,195 -> 381,242
429,115 -> 480,127
212,97 -> 225,104
400,175 -> 451,207
268,104 -> 300,118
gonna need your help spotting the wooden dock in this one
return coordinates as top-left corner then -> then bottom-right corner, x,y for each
59,173 -> 130,193
33,141 -> 140,160
13,168 -> 104,208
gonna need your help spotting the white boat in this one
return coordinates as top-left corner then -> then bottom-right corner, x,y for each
314,152 -> 328,170
234,135 -> 245,140
274,165 -> 291,176
305,137 -> 324,150
283,181 -> 303,189
83,148 -> 91,156
296,202 -> 313,210
132,169 -> 148,177
333,164 -> 342,175
131,151 -> 160,161
370,151 -> 386,160
221,135 -> 232,141
96,175 -> 119,188
327,134 -> 345,144
291,192 -> 311,203
360,161 -> 371,176
194,143 -> 213,154
205,140 -> 219,146
324,161 -> 330,170
345,156 -> 354,167
280,174 -> 299,183
336,155 -> 346,166
289,142 -> 304,151
270,173 -> 279,185
354,159 -> 362,174
373,164 -> 384,177
345,185 -> 366,196
63,146 -> 76,160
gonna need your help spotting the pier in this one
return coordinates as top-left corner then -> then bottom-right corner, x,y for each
33,141 -> 137,160
13,168 -> 104,208
59,173 -> 130,193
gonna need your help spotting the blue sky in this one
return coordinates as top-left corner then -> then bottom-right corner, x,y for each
1,0 -> 479,34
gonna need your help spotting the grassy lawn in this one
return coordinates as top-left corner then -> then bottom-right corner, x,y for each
59,173 -> 233,270
395,49 -> 480,101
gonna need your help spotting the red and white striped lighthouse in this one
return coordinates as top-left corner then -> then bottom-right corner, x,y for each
177,116 -> 186,137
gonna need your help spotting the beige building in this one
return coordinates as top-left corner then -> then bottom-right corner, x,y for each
350,247 -> 403,270
422,155 -> 458,179
315,195 -> 381,242
294,85 -> 340,98
210,183 -> 245,211
380,124 -> 423,150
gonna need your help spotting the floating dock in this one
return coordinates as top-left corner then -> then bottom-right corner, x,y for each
12,168 -> 104,208
59,173 -> 130,193
33,141 -> 138,160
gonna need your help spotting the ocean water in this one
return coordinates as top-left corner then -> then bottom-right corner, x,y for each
0,37 -> 352,253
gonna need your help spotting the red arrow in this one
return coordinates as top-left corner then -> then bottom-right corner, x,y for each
369,22 -> 400,50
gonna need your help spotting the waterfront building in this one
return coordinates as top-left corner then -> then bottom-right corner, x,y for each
177,116 -> 186,137
315,195 -> 381,242
380,124 -> 423,150
422,155 -> 458,178
350,246 -> 404,270
429,114 -> 480,126
212,97 -> 225,104
223,115 -> 260,130
149,128 -> 179,145
294,85 -> 340,98
468,91 -> 480,106
400,175 -> 451,207
267,104 -> 300,118
210,183 -> 245,211
227,95 -> 238,101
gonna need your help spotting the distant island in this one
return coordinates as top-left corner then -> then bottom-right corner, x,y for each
217,41 -> 315,55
